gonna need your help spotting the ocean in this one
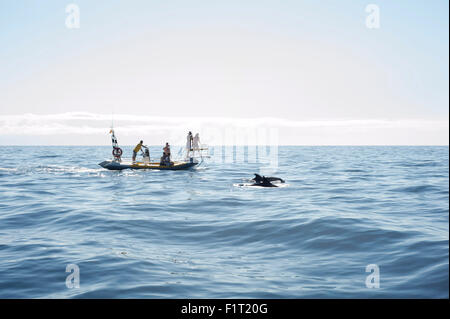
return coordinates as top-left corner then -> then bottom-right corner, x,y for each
0,146 -> 448,298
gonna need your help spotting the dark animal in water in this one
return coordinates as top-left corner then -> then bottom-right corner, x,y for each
249,174 -> 281,187
251,173 -> 285,184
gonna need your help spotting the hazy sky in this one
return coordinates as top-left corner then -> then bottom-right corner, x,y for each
0,0 -> 448,145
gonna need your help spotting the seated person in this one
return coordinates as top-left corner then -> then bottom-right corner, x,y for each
160,154 -> 171,166
160,142 -> 172,166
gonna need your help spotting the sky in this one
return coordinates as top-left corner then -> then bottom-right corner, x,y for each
0,0 -> 448,145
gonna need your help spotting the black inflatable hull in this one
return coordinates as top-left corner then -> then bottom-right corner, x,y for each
99,160 -> 198,171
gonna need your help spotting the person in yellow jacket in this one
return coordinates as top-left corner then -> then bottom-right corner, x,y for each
132,140 -> 143,162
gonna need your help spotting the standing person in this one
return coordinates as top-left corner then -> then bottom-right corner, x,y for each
132,140 -> 143,162
185,131 -> 193,159
193,133 -> 200,149
163,142 -> 171,158
192,133 -> 200,156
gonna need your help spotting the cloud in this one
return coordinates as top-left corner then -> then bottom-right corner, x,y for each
0,112 -> 448,145
1,112 -> 448,130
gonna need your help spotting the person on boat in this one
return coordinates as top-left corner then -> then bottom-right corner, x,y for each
142,145 -> 150,164
185,131 -> 193,159
163,142 -> 171,157
193,133 -> 200,149
192,133 -> 200,157
132,140 -> 144,162
160,142 -> 172,166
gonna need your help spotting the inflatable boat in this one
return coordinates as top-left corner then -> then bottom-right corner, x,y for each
99,128 -> 203,171
98,159 -> 198,171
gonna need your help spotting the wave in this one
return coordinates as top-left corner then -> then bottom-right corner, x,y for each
391,185 -> 439,193
0,146 -> 447,298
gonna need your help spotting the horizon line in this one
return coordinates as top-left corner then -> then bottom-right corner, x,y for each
0,144 -> 448,147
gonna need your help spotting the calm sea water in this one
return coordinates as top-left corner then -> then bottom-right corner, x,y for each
0,146 -> 448,298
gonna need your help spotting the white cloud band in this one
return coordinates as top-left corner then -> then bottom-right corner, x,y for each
0,112 -> 448,145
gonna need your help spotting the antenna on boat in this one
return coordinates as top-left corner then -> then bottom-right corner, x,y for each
111,111 -> 114,131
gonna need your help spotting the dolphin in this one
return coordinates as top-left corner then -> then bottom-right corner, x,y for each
249,176 -> 278,187
252,173 -> 285,184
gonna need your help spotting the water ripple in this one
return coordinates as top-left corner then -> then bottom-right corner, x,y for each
0,146 -> 448,298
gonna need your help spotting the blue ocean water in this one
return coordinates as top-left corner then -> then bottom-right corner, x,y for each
0,146 -> 448,298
